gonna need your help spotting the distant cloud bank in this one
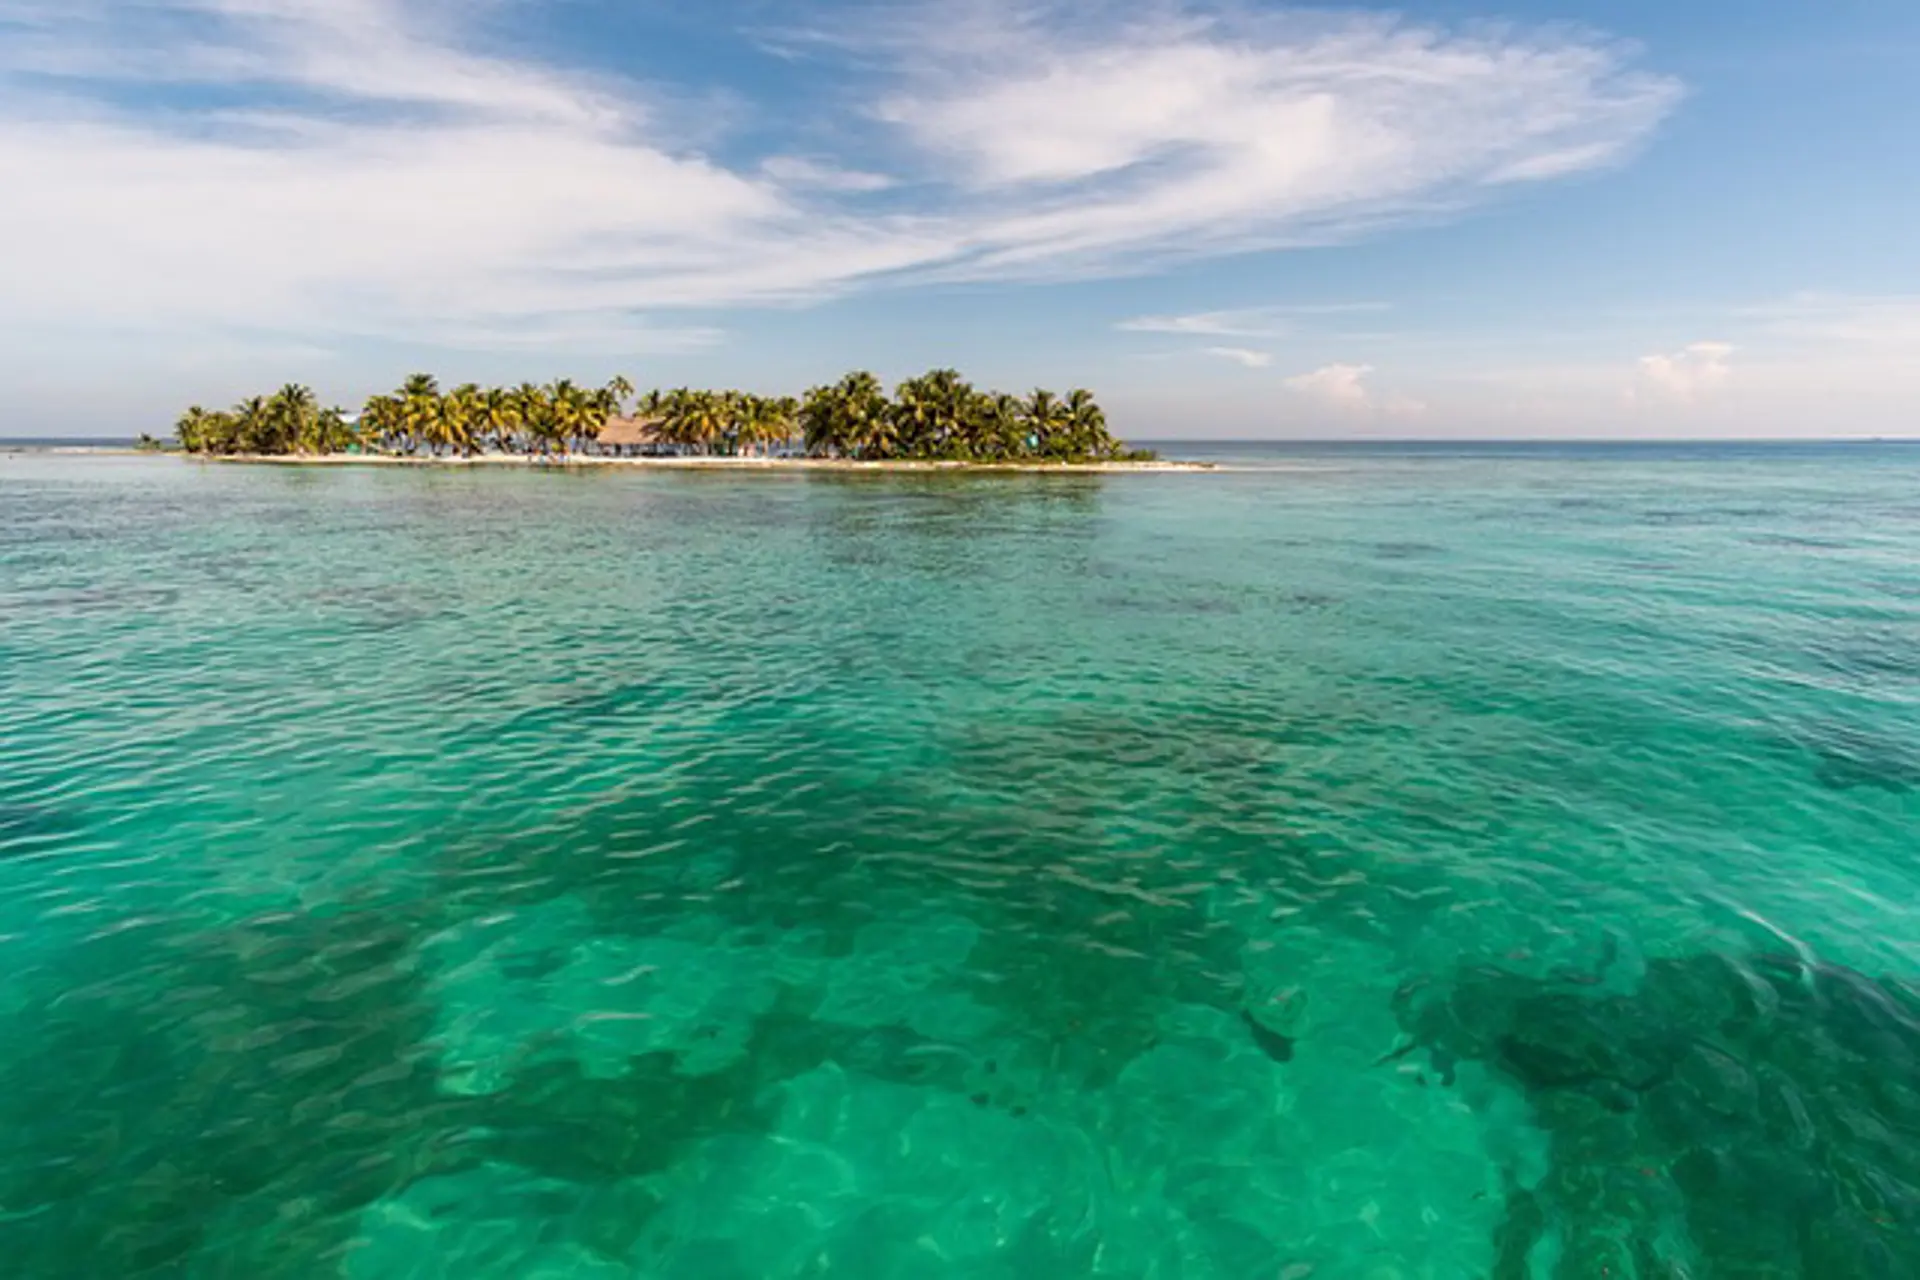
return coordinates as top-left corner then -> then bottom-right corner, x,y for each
1639,342 -> 1736,402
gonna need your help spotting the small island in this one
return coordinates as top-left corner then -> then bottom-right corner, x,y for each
166,371 -> 1179,468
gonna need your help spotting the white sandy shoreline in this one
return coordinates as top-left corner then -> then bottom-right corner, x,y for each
179,452 -> 1216,474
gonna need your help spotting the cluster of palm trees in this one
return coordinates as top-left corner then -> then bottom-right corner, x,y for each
175,376 -> 630,458
360,376 -> 631,457
796,371 -> 1131,462
174,384 -> 361,456
173,369 -> 1143,463
636,388 -> 801,457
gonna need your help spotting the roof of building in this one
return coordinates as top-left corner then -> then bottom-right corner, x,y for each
597,416 -> 665,446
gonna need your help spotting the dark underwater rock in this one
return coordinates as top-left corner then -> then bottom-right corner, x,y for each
1373,541 -> 1444,560
1241,1009 -> 1295,1064
1801,722 -> 1920,793
1400,950 -> 1920,1277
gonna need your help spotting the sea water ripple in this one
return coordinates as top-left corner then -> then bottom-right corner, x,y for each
0,446 -> 1915,1276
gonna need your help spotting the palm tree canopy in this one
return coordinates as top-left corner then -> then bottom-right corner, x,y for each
174,369 -> 1132,461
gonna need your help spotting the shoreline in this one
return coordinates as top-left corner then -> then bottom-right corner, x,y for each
185,452 -> 1215,474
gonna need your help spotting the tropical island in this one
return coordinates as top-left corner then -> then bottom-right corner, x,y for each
165,371 -> 1173,467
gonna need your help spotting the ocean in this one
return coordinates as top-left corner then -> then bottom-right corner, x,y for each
1,444 -> 1915,1276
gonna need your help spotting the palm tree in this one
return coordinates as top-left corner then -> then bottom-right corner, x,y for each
720,391 -> 749,455
514,383 -> 552,455
264,383 -> 318,453
734,394 -> 794,458
892,369 -> 974,459
767,395 -> 800,455
478,388 -> 521,454
231,396 -> 271,453
799,385 -> 845,458
179,404 -> 245,454
588,382 -> 625,454
655,389 -> 688,451
444,383 -> 484,457
546,379 -> 594,455
175,405 -> 220,453
1022,389 -> 1071,459
850,375 -> 898,459
663,388 -> 727,455
728,394 -> 755,457
969,391 -> 1026,460
697,390 -> 732,455
624,388 -> 665,456
397,374 -> 444,455
314,405 -> 359,453
605,375 -> 635,415
359,394 -> 403,452
1064,388 -> 1113,459
844,373 -> 892,459
801,371 -> 890,458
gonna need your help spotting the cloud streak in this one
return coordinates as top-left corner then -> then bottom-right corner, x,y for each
1204,346 -> 1274,368
1117,303 -> 1387,338
0,0 -> 1680,356
874,2 -> 1679,280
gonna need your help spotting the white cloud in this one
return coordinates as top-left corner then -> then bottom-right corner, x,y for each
0,0 -> 1678,361
759,156 -> 896,193
1118,303 -> 1385,338
875,4 -> 1679,278
1638,341 -> 1735,402
1116,291 -> 1920,439
1124,311 -> 1289,338
0,0 -> 944,355
1285,362 -> 1376,410
1203,346 -> 1273,368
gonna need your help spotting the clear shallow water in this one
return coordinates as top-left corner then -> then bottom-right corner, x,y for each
1,446 -> 1916,1278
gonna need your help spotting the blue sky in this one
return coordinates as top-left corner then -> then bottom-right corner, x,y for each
3,0 -> 1918,438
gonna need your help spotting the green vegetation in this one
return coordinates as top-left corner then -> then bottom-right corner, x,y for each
797,371 -> 1141,462
172,370 -> 1152,464
172,377 -> 617,458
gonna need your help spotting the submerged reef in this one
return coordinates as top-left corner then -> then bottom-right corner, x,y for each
1397,950 -> 1920,1276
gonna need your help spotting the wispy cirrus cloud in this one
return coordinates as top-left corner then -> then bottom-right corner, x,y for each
0,0 -> 1680,361
868,1 -> 1679,279
758,155 -> 898,193
1203,346 -> 1274,368
1118,303 -> 1388,338
1121,311 -> 1287,338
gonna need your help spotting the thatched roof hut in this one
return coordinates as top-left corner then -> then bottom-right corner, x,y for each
597,416 -> 665,449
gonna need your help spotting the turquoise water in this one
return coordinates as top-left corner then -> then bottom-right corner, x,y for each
1,445 -> 1916,1277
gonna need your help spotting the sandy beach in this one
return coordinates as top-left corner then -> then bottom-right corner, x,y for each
192,452 -> 1215,473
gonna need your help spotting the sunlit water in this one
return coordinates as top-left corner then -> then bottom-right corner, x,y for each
1,445 -> 1916,1278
